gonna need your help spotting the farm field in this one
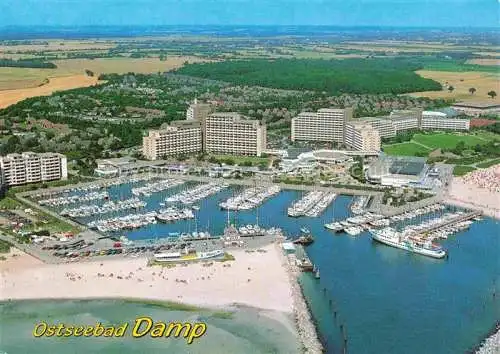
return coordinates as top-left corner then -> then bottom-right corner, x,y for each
409,70 -> 500,102
0,56 -> 206,90
0,56 -> 206,108
466,58 -> 500,66
52,56 -> 206,75
0,75 -> 99,109
0,40 -> 115,53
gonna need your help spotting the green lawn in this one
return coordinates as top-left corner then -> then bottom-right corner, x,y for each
382,142 -> 431,156
412,133 -> 487,150
0,197 -> 24,210
453,165 -> 477,176
476,158 -> 500,168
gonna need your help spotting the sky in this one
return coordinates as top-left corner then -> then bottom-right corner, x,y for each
1,0 -> 499,28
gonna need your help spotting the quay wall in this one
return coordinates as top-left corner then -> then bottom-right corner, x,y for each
17,172 -> 381,199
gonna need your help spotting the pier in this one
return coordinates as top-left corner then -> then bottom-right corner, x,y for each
409,210 -> 482,236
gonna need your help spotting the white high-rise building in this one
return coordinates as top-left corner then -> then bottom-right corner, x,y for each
186,99 -> 212,121
345,122 -> 381,152
0,152 -> 67,186
358,117 -> 396,138
291,108 -> 353,143
421,111 -> 470,131
142,120 -> 202,160
204,112 -> 266,156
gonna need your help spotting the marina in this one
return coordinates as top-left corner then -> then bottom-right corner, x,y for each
60,197 -> 147,217
165,181 -> 229,204
288,191 -> 337,217
349,195 -> 370,214
38,191 -> 109,207
219,185 -> 281,210
131,178 -> 184,196
15,179 -> 498,354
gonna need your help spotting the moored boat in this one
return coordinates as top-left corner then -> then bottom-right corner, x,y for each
371,227 -> 446,259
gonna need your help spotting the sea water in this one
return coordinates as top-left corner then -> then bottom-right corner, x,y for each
0,299 -> 299,354
42,183 -> 500,353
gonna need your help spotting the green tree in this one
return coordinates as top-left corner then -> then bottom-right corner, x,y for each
469,87 -> 476,95
487,91 -> 497,99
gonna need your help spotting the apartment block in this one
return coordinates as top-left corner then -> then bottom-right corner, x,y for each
0,152 -> 67,186
291,108 -> 353,143
389,109 -> 422,133
421,111 -> 470,131
345,122 -> 381,152
359,117 -> 396,138
142,120 -> 202,160
186,99 -> 212,121
204,112 -> 266,156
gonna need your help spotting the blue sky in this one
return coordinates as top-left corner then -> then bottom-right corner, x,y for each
1,0 -> 499,27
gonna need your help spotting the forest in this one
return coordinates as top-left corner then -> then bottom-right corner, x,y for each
174,58 -> 443,95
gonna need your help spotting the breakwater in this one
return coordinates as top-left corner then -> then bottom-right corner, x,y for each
277,242 -> 323,354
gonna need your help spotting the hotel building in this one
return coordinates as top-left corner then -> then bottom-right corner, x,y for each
0,152 -> 67,186
345,122 -> 381,152
142,120 -> 202,160
291,108 -> 353,143
204,112 -> 267,156
358,117 -> 396,138
186,99 -> 212,121
421,111 -> 470,131
389,109 -> 422,133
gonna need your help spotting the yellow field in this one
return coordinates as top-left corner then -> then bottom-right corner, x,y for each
0,56 -> 207,108
466,58 -> 500,66
0,75 -> 99,109
409,70 -> 500,102
52,56 -> 206,75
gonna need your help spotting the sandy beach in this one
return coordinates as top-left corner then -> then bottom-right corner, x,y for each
446,166 -> 500,219
0,244 -> 294,314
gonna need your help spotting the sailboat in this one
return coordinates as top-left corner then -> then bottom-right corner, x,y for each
300,226 -> 310,234
315,267 -> 320,279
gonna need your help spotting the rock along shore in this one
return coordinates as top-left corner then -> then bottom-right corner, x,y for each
474,323 -> 500,354
276,242 -> 324,354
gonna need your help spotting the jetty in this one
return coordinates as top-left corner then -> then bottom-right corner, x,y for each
219,185 -> 281,211
165,182 -> 229,204
131,178 -> 184,196
288,191 -> 337,217
406,210 -> 482,237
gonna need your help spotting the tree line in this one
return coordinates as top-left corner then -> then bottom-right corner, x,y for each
0,58 -> 57,69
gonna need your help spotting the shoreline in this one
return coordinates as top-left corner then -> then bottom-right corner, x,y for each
0,244 -> 294,313
446,174 -> 500,220
0,243 -> 312,352
277,243 -> 324,354
470,322 -> 500,354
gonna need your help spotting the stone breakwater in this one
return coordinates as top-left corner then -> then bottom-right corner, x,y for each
276,243 -> 324,354
475,323 -> 500,354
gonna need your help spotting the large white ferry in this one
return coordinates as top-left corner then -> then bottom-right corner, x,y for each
371,227 -> 446,259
